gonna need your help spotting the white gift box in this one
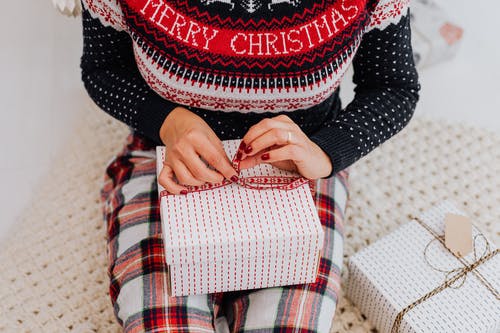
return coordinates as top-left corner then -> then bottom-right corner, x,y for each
156,139 -> 323,297
346,201 -> 499,333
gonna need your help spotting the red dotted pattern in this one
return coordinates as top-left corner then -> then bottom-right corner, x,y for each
156,141 -> 324,296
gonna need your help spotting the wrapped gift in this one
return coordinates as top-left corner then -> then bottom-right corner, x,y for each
346,201 -> 499,333
156,139 -> 323,297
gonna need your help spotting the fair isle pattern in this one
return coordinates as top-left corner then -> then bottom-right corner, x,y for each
83,0 -> 126,30
367,0 -> 410,31
81,0 -> 409,112
133,33 -> 361,113
198,0 -> 303,13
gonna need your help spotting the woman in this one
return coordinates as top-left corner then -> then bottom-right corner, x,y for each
80,0 -> 419,331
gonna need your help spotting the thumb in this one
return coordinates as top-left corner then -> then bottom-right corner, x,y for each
205,130 -> 234,164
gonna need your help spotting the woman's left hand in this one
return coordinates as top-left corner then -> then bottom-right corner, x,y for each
238,115 -> 333,179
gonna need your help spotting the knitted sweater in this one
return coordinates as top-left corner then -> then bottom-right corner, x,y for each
80,0 -> 420,178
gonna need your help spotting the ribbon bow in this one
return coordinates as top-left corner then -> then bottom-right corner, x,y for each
160,146 -> 313,197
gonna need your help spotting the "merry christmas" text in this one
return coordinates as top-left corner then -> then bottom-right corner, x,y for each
138,0 -> 362,56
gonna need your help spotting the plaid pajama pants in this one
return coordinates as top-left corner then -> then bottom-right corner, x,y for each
101,132 -> 350,333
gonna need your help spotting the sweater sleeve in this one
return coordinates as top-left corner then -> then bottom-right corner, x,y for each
80,7 -> 180,144
309,8 -> 420,178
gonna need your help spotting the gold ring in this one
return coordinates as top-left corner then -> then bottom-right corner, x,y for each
286,131 -> 292,144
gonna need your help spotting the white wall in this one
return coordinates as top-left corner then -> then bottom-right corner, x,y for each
416,0 -> 500,131
340,0 -> 500,133
0,0 -> 499,242
0,1 -> 85,241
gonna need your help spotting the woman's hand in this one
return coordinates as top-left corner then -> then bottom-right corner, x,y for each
158,106 -> 239,194
238,115 -> 333,179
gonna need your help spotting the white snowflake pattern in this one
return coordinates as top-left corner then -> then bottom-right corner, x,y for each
199,0 -> 301,13
242,0 -> 262,13
200,0 -> 235,10
267,0 -> 301,11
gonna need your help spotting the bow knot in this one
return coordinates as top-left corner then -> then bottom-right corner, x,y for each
160,145 -> 312,197
423,230 -> 496,292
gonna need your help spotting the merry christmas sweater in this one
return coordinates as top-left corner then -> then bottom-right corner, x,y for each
80,0 -> 420,178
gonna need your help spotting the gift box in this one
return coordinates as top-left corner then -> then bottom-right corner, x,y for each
156,139 -> 323,297
346,201 -> 499,333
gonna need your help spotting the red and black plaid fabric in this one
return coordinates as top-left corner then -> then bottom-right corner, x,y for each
101,132 -> 350,332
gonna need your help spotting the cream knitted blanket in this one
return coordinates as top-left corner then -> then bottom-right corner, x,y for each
0,101 -> 498,332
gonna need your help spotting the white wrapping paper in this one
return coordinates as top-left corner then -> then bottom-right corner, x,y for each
346,201 -> 499,333
156,139 -> 323,297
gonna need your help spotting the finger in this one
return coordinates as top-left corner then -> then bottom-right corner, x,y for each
243,127 -> 298,157
171,160 -> 206,186
238,153 -> 261,170
258,144 -> 303,164
195,140 -> 239,182
158,164 -> 188,195
240,117 -> 291,155
205,130 -> 227,153
181,150 -> 225,184
199,126 -> 236,164
204,134 -> 238,168
239,146 -> 273,170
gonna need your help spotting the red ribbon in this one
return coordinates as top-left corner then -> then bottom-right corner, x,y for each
160,148 -> 314,197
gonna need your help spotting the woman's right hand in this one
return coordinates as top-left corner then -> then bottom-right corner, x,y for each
158,106 -> 239,195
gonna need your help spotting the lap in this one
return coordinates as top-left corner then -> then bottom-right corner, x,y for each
226,170 -> 349,332
101,132 -> 350,333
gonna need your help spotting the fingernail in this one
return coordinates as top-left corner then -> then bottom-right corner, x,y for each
230,175 -> 239,182
236,151 -> 242,160
239,141 -> 246,150
244,145 -> 253,154
261,153 -> 270,160
180,190 -> 188,195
